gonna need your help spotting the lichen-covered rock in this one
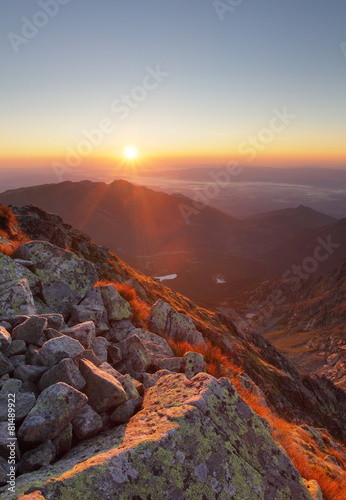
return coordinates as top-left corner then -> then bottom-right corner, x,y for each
39,313 -> 64,331
108,344 -> 122,365
14,241 -> 98,318
142,369 -> 173,389
0,278 -> 36,317
69,287 -> 109,335
132,328 -> 175,362
38,358 -> 86,392
18,382 -> 88,443
18,441 -> 56,474
64,321 -> 96,349
107,319 -> 136,342
155,357 -> 183,373
72,404 -> 103,440
73,349 -> 102,368
0,326 -> 11,351
0,253 -> 38,288
79,359 -> 127,413
184,351 -> 205,379
39,336 -> 84,367
12,315 -> 48,346
0,352 -> 14,377
90,336 -> 109,363
4,373 -> 314,500
0,378 -> 36,421
149,299 -> 205,346
100,285 -> 132,322
115,334 -> 151,376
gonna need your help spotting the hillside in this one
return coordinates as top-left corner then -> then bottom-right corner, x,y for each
0,204 -> 345,499
229,258 -> 346,390
1,180 -> 344,309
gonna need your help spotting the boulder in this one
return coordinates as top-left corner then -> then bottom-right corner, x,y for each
142,369 -> 173,389
13,365 -> 47,384
100,285 -> 132,322
108,344 -> 122,365
69,287 -> 109,335
79,359 -> 127,413
0,352 -> 14,377
38,358 -> 86,392
53,423 -> 73,458
149,300 -> 204,346
90,336 -> 109,363
39,336 -> 84,367
8,354 -> 26,368
72,404 -> 103,440
65,321 -> 96,349
131,328 -> 174,363
14,241 -> 98,318
0,278 -> 36,317
0,326 -> 11,351
18,382 -> 88,443
155,357 -> 183,373
106,319 -> 136,342
110,397 -> 143,424
39,313 -> 64,331
116,335 -> 151,376
12,316 -> 48,346
18,441 -> 56,474
5,339 -> 26,357
0,253 -> 38,288
0,378 -> 36,421
184,352 -> 205,379
73,349 -> 102,368
5,373 -> 314,500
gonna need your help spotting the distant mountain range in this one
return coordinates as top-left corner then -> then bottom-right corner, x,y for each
0,179 -> 345,307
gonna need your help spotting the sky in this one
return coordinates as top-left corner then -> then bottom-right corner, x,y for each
1,0 -> 346,180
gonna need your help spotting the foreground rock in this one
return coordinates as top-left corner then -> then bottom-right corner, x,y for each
5,373 -> 314,499
14,241 -> 98,318
18,382 -> 88,443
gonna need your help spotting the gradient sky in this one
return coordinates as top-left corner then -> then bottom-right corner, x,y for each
1,0 -> 346,173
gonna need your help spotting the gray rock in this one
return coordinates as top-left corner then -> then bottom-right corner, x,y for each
39,336 -> 84,367
14,241 -> 98,318
53,423 -> 73,458
142,370 -> 173,389
5,339 -> 26,357
0,326 -> 11,351
69,287 -> 109,335
155,357 -> 183,373
106,319 -> 136,342
184,352 -> 205,379
12,316 -> 48,346
72,404 -> 103,440
0,278 -> 36,317
110,397 -> 143,424
79,359 -> 127,413
73,349 -> 102,368
0,321 -> 12,332
39,314 -> 64,331
116,335 -> 151,376
8,354 -> 26,368
0,352 -> 14,377
14,365 -> 48,384
18,441 -> 56,473
39,358 -> 86,392
116,374 -> 140,400
0,379 -> 36,421
0,252 -> 38,288
149,300 -> 205,346
100,285 -> 132,322
44,328 -> 64,340
90,336 -> 109,363
0,373 -> 10,389
108,344 -> 122,364
65,321 -> 96,349
18,382 -> 88,443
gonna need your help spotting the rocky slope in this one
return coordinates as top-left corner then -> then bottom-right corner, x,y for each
0,204 -> 345,499
229,259 -> 346,390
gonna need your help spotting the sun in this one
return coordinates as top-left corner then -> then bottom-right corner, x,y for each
124,145 -> 138,160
